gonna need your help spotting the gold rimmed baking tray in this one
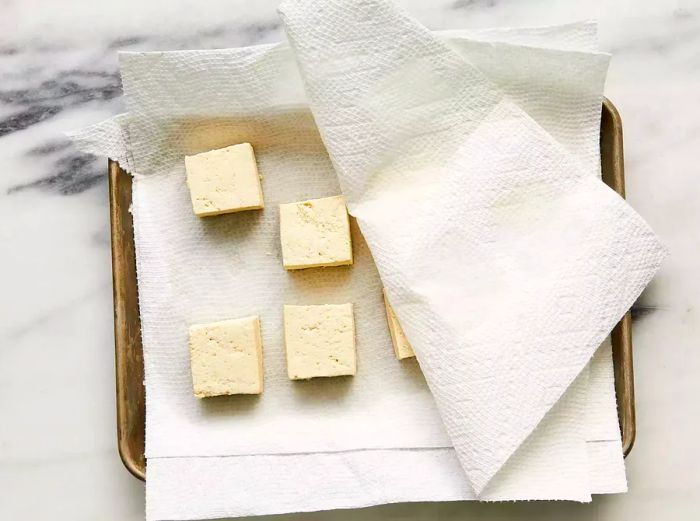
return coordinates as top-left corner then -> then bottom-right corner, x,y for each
109,98 -> 635,481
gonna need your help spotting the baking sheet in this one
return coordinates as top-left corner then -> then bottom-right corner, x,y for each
108,98 -> 635,481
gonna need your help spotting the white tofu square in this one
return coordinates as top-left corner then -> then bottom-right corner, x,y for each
383,292 -> 415,360
284,304 -> 356,380
185,143 -> 264,217
189,316 -> 264,397
279,195 -> 353,269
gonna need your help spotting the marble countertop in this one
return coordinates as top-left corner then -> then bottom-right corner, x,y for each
1,0 -> 698,520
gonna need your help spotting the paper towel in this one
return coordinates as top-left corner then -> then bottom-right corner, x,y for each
120,71 -> 453,458
68,13 -> 653,518
279,0 -> 664,496
146,347 -> 624,519
72,21 -> 617,463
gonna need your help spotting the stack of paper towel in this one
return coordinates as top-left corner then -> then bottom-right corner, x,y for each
71,0 -> 665,519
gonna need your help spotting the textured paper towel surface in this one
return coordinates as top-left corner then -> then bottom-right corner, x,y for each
279,0 -> 664,495
92,21 -> 617,462
146,348 -> 626,520
148,444 -> 626,520
70,19 -> 635,518
146,371 -> 604,521
120,56 -> 474,457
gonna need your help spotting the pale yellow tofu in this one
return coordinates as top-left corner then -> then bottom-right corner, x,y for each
383,292 -> 415,360
185,143 -> 264,217
189,316 -> 263,397
284,304 -> 356,380
279,195 -> 353,269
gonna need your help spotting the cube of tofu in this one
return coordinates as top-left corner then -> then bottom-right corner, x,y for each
279,195 -> 353,269
284,304 -> 356,380
189,316 -> 264,397
383,292 -> 416,360
185,143 -> 264,217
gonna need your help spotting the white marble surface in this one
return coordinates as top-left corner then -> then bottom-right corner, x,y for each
1,0 -> 698,519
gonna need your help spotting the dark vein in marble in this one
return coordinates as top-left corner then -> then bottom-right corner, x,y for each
192,21 -> 282,45
104,21 -> 282,52
240,21 -> 282,41
0,74 -> 121,105
108,36 -> 147,49
0,45 -> 19,56
7,154 -> 103,196
631,303 -> 659,321
56,70 -> 117,79
0,105 -> 62,137
0,70 -> 121,136
452,0 -> 497,10
27,140 -> 73,156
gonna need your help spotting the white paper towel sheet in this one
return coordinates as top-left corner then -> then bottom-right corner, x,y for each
147,439 -> 625,521
147,345 -> 625,519
67,9 -> 664,518
73,21 -> 616,461
279,0 -> 664,497
147,343 -> 626,519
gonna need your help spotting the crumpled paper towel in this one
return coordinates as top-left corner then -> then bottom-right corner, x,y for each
279,0 -> 665,498
68,6 -> 665,519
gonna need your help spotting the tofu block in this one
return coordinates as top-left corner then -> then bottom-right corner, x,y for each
185,143 -> 264,217
284,304 -> 356,379
384,292 -> 415,360
279,195 -> 353,269
189,316 -> 263,397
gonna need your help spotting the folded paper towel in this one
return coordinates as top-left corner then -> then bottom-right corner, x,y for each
279,0 -> 665,497
69,3 -> 665,517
